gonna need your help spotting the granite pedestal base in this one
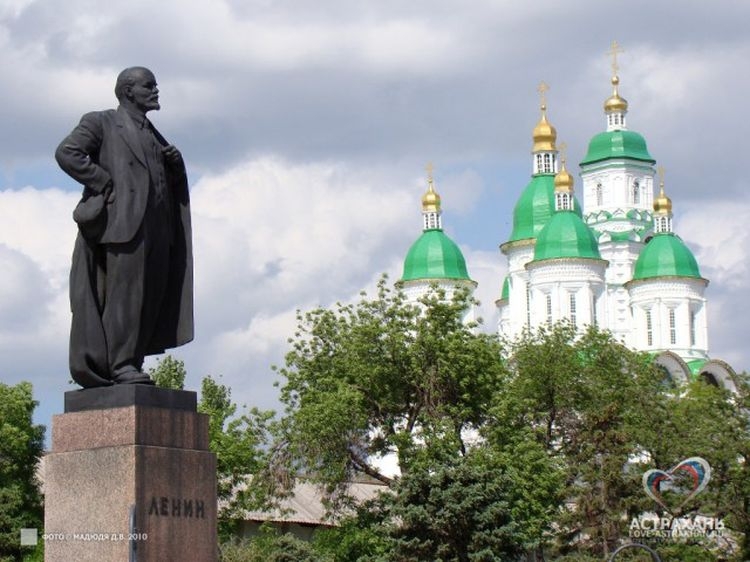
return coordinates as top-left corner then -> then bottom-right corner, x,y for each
44,386 -> 218,562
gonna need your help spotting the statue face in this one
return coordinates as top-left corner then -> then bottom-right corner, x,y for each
127,69 -> 160,113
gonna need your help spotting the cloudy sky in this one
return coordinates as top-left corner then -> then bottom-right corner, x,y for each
1,0 -> 748,441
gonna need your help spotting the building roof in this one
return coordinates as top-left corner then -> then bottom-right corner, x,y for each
401,229 -> 472,282
533,211 -> 601,261
509,175 -> 582,242
580,130 -> 655,165
242,480 -> 388,527
632,233 -> 702,280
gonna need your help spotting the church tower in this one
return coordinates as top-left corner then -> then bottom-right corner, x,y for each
399,167 -> 476,323
498,84 -> 581,339
626,172 -> 709,362
579,42 -> 656,343
526,151 -> 608,329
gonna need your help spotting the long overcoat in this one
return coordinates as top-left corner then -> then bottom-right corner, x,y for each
56,106 -> 193,387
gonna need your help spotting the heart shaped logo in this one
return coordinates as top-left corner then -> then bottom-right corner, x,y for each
642,457 -> 711,513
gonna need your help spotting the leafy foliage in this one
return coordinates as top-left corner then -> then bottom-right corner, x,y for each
150,355 -> 187,389
257,283 -> 750,560
269,278 -> 506,493
0,382 -> 44,561
488,323 -> 668,558
219,526 -> 321,562
387,447 -> 561,561
255,278 -> 563,557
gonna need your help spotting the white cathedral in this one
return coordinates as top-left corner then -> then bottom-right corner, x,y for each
399,62 -> 738,392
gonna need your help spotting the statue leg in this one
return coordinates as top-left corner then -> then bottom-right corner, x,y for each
69,234 -> 113,388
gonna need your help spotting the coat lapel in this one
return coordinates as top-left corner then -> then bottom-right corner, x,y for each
115,106 -> 147,167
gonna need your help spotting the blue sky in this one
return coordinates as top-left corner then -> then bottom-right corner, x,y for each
1,0 -> 749,442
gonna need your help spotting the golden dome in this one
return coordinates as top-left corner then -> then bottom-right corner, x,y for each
422,177 -> 441,212
532,104 -> 557,152
554,158 -> 574,193
653,181 -> 672,215
604,75 -> 628,113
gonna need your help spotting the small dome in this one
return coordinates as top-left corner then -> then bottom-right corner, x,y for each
532,105 -> 557,152
401,230 -> 472,282
653,182 -> 672,215
604,76 -> 628,113
632,233 -> 702,280
581,130 -> 655,165
510,175 -> 582,242
421,179 -> 441,213
554,160 -> 574,194
533,212 -> 601,261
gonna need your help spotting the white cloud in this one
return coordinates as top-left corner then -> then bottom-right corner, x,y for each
678,200 -> 750,371
0,187 -> 75,385
169,157 -> 422,407
0,187 -> 77,277
678,200 -> 750,290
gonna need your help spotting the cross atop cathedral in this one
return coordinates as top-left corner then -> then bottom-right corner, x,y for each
537,81 -> 550,109
426,162 -> 434,185
657,165 -> 666,186
558,141 -> 568,166
607,40 -> 625,76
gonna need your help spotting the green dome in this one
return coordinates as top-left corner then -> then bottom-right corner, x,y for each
632,233 -> 702,280
401,230 -> 472,282
581,130 -> 655,165
510,175 -> 582,242
533,211 -> 601,261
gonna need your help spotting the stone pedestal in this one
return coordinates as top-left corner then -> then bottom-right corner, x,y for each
44,386 -> 218,561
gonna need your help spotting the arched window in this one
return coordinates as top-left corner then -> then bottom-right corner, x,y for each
596,183 -> 603,206
669,308 -> 677,345
632,179 -> 640,205
645,309 -> 653,346
546,294 -> 552,324
569,293 -> 577,326
526,286 -> 531,328
542,153 -> 552,174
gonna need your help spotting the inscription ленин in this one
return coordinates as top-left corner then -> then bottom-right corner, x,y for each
148,496 -> 206,519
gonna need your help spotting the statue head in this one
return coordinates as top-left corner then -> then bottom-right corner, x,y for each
115,67 -> 160,114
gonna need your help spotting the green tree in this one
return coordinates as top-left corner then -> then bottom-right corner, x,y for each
387,446 -> 562,562
636,376 -> 750,560
220,526 -> 322,562
489,323 -> 669,558
312,498 -> 391,561
268,279 -> 506,490
0,382 -> 44,562
259,278 -> 563,557
150,355 -> 187,389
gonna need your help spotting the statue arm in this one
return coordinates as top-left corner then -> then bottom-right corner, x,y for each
55,112 -> 113,193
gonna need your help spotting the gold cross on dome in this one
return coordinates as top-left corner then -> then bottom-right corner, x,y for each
425,162 -> 434,184
607,40 -> 625,75
537,81 -> 550,108
558,141 -> 568,165
657,165 -> 666,185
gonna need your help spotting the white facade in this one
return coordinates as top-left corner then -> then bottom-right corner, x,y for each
526,258 -> 607,329
495,76 -> 723,385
